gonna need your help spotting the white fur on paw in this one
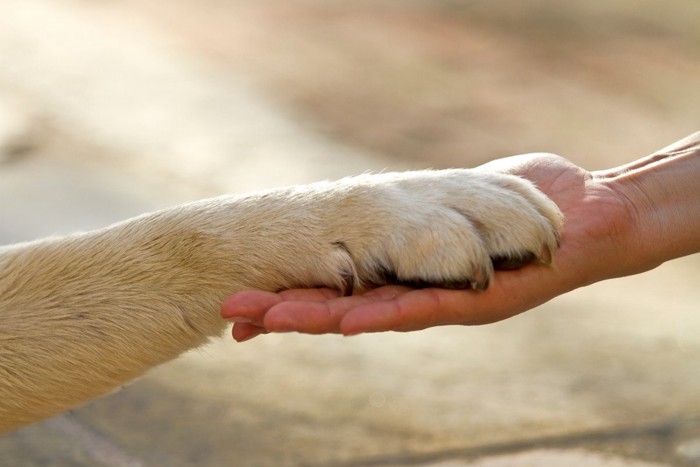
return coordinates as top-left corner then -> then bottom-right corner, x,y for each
326,169 -> 563,292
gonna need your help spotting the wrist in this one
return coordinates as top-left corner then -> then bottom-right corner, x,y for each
605,133 -> 700,272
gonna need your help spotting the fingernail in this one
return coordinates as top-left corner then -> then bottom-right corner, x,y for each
234,333 -> 259,343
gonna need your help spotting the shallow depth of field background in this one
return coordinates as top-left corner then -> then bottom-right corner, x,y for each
0,1 -> 699,466
133,0 -> 700,168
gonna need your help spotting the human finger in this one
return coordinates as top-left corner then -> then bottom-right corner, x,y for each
231,322 -> 268,342
220,290 -> 284,326
339,266 -> 559,334
263,286 -> 411,334
221,288 -> 343,326
338,288 -> 473,335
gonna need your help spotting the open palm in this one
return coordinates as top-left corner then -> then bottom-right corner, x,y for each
221,153 -> 637,341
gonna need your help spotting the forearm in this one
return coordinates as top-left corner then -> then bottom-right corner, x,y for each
603,132 -> 700,273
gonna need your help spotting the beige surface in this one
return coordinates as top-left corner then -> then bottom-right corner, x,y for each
0,1 -> 698,466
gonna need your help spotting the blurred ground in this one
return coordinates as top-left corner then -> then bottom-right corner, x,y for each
1,0 -> 699,466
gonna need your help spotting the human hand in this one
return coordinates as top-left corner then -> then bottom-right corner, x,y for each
221,152 -> 641,341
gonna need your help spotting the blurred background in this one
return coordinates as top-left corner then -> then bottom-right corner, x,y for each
0,0 -> 699,466
130,0 -> 700,168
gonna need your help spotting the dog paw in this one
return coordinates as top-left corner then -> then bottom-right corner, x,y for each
327,169 -> 563,292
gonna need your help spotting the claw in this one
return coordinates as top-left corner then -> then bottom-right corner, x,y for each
339,267 -> 355,296
538,245 -> 553,265
332,241 -> 356,296
469,267 -> 490,291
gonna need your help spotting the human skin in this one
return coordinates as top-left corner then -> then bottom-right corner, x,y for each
221,132 -> 700,341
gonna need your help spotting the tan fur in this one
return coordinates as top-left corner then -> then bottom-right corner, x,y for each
0,169 -> 562,432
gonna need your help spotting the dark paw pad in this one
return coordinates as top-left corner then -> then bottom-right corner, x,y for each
373,268 -> 489,291
491,252 -> 536,270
